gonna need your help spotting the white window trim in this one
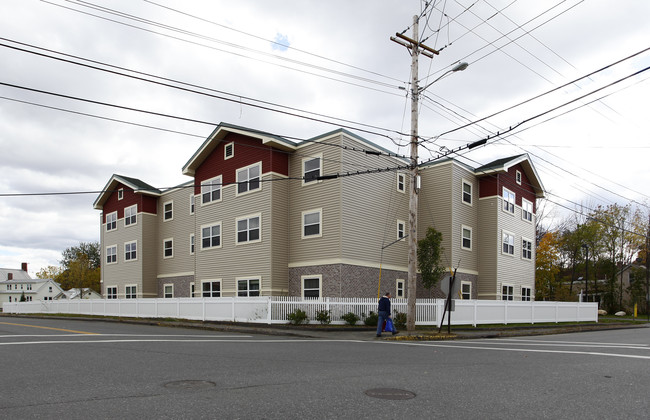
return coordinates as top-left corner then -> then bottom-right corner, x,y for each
522,237 -> 533,261
302,209 -> 322,239
521,286 -> 532,301
106,245 -> 118,265
397,219 -> 406,241
201,175 -> 222,206
522,198 -> 533,223
106,285 -> 118,299
502,230 -> 515,256
190,194 -> 195,215
190,282 -> 195,298
106,211 -> 117,232
236,213 -> 262,245
301,274 -> 322,299
124,204 -> 137,227
501,284 -> 514,301
302,154 -> 322,185
461,281 -> 472,300
396,279 -> 405,298
200,222 -> 222,250
461,225 -> 473,251
462,179 -> 473,206
163,238 -> 174,259
163,283 -> 174,298
236,162 -> 262,196
502,187 -> 515,214
118,188 -> 124,200
124,240 -> 137,262
224,141 -> 234,160
201,279 -> 222,298
516,170 -> 522,185
125,284 -> 138,299
397,173 -> 406,193
163,200 -> 174,222
236,276 -> 261,297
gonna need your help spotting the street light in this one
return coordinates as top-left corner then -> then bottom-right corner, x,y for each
419,62 -> 469,93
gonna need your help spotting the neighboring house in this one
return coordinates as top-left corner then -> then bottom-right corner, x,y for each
94,123 -> 544,301
55,288 -> 103,300
0,263 -> 65,304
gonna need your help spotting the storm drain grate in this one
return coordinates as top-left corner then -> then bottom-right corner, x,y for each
364,388 -> 416,400
164,380 -> 216,390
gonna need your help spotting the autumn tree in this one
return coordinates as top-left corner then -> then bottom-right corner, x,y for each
536,231 -> 562,300
57,241 -> 101,296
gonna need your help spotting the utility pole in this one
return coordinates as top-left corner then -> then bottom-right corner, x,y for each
391,16 -> 439,332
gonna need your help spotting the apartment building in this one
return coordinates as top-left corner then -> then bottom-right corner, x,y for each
94,123 -> 544,300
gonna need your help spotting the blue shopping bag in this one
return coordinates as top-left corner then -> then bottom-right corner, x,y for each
385,318 -> 394,333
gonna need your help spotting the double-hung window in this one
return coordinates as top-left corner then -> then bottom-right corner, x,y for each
125,241 -> 137,261
106,245 -> 117,264
237,163 -> 260,194
303,156 -> 321,183
237,278 -> 260,297
163,239 -> 174,258
106,212 -> 117,231
302,276 -> 321,299
502,285 -> 514,300
164,202 -> 173,221
201,176 -> 221,205
462,180 -> 472,205
190,234 -> 195,254
125,285 -> 137,299
164,284 -> 173,298
502,231 -> 515,255
106,286 -> 117,299
522,238 -> 532,260
397,173 -> 405,192
124,205 -> 137,226
462,226 -> 472,250
396,279 -> 405,298
502,187 -> 515,214
190,195 -> 195,214
522,199 -> 533,222
461,282 -> 471,300
522,287 -> 532,301
202,281 -> 221,297
302,209 -> 321,238
397,220 -> 406,240
201,223 -> 221,249
237,215 -> 260,244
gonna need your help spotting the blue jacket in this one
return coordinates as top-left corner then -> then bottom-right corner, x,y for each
378,296 -> 391,314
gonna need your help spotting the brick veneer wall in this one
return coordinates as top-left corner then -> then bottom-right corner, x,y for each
157,275 -> 195,298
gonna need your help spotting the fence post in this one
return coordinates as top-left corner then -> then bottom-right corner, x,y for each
267,297 -> 272,324
531,301 -> 535,324
504,300 -> 508,325
231,297 -> 236,322
473,299 -> 478,327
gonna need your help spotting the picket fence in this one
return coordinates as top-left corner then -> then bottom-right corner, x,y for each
2,297 -> 598,327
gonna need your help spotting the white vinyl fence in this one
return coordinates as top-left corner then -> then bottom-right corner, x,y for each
2,297 -> 598,327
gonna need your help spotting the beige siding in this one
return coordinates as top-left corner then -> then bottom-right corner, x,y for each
477,196 -> 499,298
156,185 -> 196,277
269,174 -> 289,294
450,163 -> 479,273
418,162 -> 453,267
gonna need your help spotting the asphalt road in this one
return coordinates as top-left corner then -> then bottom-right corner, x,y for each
0,317 -> 648,419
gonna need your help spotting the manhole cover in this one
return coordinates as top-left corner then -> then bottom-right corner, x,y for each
364,388 -> 416,400
164,380 -> 216,390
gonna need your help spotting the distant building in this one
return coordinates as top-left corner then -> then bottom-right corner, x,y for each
94,123 -> 544,300
56,288 -> 103,300
0,263 -> 65,303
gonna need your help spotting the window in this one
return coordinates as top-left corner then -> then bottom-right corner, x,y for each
125,241 -> 137,261
302,276 -> 321,299
201,223 -> 221,249
190,282 -> 195,297
397,173 -> 405,192
106,286 -> 117,299
502,231 -> 515,255
522,287 -> 532,301
396,279 -> 405,298
164,201 -> 173,221
190,195 -> 195,214
237,163 -> 261,194
462,180 -> 472,205
522,199 -> 533,222
118,188 -> 124,200
106,245 -> 117,264
502,285 -> 514,301
237,278 -> 260,297
522,238 -> 533,260
106,212 -> 117,231
462,226 -> 472,250
224,142 -> 234,159
461,282 -> 471,300
124,205 -> 137,226
163,238 -> 174,258
302,209 -> 321,238
201,176 -> 221,205
303,156 -> 321,183
397,220 -> 406,240
237,215 -> 261,244
164,284 -> 173,298
125,285 -> 137,299
190,234 -> 195,254
516,170 -> 522,185
202,281 -> 221,297
502,187 -> 515,214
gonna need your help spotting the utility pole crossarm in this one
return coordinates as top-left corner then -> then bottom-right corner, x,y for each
394,32 -> 440,55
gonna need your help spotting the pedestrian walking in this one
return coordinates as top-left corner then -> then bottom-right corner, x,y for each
376,292 -> 398,337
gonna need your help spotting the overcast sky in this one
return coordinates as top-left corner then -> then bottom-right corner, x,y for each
1,0 -> 649,276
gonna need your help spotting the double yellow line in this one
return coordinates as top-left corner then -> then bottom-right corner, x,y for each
0,321 -> 100,335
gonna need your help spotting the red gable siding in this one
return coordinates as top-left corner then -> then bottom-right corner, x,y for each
194,133 -> 290,194
102,183 -> 158,223
478,163 -> 537,212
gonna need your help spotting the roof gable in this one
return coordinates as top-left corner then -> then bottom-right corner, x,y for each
93,174 -> 161,210
475,154 -> 545,198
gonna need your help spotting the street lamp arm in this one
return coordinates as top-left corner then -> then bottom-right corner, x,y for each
418,62 -> 469,93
